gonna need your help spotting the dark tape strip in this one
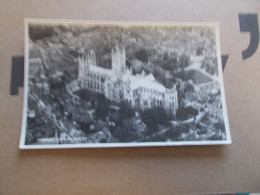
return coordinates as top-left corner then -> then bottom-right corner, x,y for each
221,55 -> 229,71
239,14 -> 259,60
10,56 -> 24,95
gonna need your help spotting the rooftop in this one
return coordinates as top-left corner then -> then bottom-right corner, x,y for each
89,65 -> 114,77
130,74 -> 166,92
87,64 -> 167,93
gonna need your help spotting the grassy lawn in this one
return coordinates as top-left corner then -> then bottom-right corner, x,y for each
177,70 -> 212,84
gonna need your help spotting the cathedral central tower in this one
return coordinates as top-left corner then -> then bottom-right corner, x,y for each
112,45 -> 126,78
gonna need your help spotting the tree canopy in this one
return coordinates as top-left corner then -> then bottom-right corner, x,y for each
184,82 -> 195,92
176,106 -> 198,121
135,49 -> 148,63
201,57 -> 218,76
95,94 -> 110,119
141,107 -> 169,131
178,54 -> 191,70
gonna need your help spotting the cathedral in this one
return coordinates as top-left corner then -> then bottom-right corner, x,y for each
73,45 -> 178,113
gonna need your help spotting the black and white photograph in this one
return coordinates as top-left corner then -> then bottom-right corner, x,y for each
20,19 -> 231,149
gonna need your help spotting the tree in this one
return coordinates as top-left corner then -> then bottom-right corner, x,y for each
176,106 -> 198,121
95,95 -> 109,119
209,134 -> 223,140
176,107 -> 188,121
141,109 -> 157,129
25,129 -> 37,144
156,107 -> 169,125
201,57 -> 218,76
178,54 -> 191,70
165,126 -> 181,140
95,103 -> 109,119
196,45 -> 204,56
162,56 -> 178,72
214,122 -> 225,133
119,101 -> 134,118
75,89 -> 90,101
184,83 -> 194,92
78,121 -> 92,134
112,125 -> 139,142
135,49 -> 148,63
141,107 -> 168,134
163,51 -> 169,60
169,57 -> 178,73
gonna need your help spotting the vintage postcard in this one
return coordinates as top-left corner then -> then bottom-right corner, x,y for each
20,19 -> 231,149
